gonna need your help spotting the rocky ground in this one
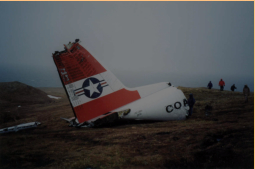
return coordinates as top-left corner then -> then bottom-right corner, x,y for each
0,83 -> 253,169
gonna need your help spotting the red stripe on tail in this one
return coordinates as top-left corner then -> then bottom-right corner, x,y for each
74,89 -> 141,123
75,90 -> 84,95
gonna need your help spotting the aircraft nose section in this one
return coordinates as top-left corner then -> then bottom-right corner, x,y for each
182,98 -> 190,118
185,109 -> 190,118
184,105 -> 190,110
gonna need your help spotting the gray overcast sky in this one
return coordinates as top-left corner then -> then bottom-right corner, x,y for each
0,2 -> 253,91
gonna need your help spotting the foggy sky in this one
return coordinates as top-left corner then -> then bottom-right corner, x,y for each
0,2 -> 253,92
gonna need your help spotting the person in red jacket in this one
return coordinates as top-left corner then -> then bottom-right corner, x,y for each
219,79 -> 225,91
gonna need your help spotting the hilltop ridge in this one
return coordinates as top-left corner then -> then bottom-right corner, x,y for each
0,81 -> 52,104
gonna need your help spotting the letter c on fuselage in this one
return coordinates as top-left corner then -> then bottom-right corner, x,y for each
166,105 -> 173,113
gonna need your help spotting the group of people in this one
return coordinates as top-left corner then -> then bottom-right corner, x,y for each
187,78 -> 251,117
207,79 -> 229,91
207,79 -> 250,103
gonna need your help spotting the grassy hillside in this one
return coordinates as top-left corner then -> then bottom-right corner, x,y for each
0,82 -> 53,125
0,86 -> 253,169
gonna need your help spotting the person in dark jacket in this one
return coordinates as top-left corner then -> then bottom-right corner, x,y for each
207,81 -> 213,89
219,79 -> 225,91
231,84 -> 237,91
243,85 -> 250,103
187,93 -> 196,116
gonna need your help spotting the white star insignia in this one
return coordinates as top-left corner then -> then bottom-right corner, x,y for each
84,80 -> 100,97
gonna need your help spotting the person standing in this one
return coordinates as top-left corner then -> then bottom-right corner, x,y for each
207,81 -> 213,89
218,79 -> 225,91
231,84 -> 237,91
243,85 -> 250,103
187,93 -> 196,116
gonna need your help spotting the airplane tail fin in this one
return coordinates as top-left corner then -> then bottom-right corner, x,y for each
53,40 -> 141,124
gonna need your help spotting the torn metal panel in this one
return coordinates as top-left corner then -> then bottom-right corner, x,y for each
0,122 -> 41,134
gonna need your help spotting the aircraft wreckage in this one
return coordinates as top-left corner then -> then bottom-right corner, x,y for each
52,39 -> 189,127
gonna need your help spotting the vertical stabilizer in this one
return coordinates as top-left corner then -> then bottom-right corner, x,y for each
53,41 -> 141,123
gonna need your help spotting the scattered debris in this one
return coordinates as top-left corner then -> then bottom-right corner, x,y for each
0,122 -> 41,134
47,95 -> 61,99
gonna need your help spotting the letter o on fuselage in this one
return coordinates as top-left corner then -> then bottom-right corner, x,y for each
174,102 -> 182,109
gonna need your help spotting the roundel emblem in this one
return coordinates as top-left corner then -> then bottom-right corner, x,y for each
82,77 -> 103,98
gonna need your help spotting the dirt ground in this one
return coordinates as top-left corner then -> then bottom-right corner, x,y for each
0,86 -> 253,169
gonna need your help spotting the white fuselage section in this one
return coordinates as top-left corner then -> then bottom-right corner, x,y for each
107,83 -> 189,121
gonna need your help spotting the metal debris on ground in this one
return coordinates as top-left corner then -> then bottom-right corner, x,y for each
0,122 -> 41,134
